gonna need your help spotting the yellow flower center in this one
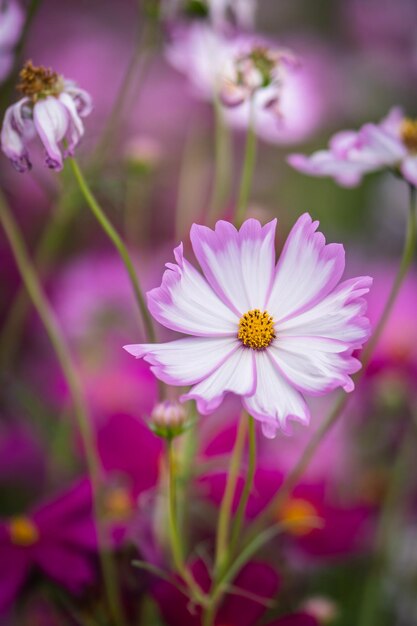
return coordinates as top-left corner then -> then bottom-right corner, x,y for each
104,486 -> 134,520
17,60 -> 63,102
400,117 -> 417,152
8,515 -> 39,546
238,308 -> 276,350
277,498 -> 320,536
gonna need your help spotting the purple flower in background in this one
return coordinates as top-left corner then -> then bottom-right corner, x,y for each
0,479 -> 97,613
0,0 -> 24,83
289,107 -> 417,187
1,60 -> 92,172
125,215 -> 372,438
153,558 -> 317,626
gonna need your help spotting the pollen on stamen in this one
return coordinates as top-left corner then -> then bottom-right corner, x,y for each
400,117 -> 417,153
238,308 -> 276,350
17,60 -> 62,101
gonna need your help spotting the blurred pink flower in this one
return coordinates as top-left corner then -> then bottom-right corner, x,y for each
125,215 -> 372,438
200,468 -> 373,558
289,107 -> 417,187
0,479 -> 97,613
153,558 -> 318,626
0,0 -> 24,83
162,0 -> 257,32
165,23 -> 327,144
1,61 -> 92,172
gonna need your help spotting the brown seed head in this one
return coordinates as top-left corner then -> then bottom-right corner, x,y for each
17,60 -> 62,101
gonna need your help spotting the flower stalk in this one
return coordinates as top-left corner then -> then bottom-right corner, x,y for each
68,156 -> 156,344
0,192 -> 126,626
235,97 -> 257,226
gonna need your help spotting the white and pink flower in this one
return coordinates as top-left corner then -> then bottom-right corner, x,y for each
1,61 -> 92,172
0,0 -> 24,84
124,215 -> 372,438
289,107 -> 417,187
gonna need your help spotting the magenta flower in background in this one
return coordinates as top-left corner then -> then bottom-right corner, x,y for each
152,558 -> 318,626
0,479 -> 97,613
1,60 -> 92,172
125,215 -> 372,438
0,0 -> 24,83
166,23 -> 326,144
289,107 -> 417,187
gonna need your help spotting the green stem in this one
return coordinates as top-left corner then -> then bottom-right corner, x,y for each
214,413 -> 248,574
0,190 -> 79,368
229,414 -> 256,558
166,440 -> 207,605
207,95 -> 232,224
244,183 -> 417,543
0,194 -> 126,626
357,414 -> 417,625
68,157 -> 156,344
234,97 -> 257,226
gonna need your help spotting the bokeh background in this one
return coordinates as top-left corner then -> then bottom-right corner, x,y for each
1,1 -> 417,625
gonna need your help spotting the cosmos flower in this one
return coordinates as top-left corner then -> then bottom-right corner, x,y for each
0,0 -> 25,84
288,107 -> 417,187
124,215 -> 372,438
0,479 -> 97,613
1,60 -> 92,172
152,558 -> 318,626
166,23 -> 326,144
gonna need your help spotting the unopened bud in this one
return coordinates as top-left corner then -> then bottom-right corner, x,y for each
150,401 -> 188,440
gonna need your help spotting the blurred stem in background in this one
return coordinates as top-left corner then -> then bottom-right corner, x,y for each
207,94 -> 233,224
68,157 -> 156,345
234,97 -> 257,226
0,192 -> 127,626
0,181 -> 78,368
242,182 -> 417,553
92,0 -> 159,169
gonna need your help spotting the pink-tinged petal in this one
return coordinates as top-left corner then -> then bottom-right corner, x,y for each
54,518 -> 97,551
380,106 -> 404,135
58,92 -> 85,156
33,96 -> 69,171
181,346 -> 256,413
0,546 -> 30,613
244,351 -> 310,438
358,123 -> 406,165
267,214 -> 345,323
124,337 -> 239,386
329,130 -> 360,157
287,152 -> 366,187
1,104 -> 32,172
190,219 -> 277,315
147,243 -> 237,336
269,336 -> 361,395
63,81 -> 93,116
0,0 -> 25,49
401,155 -> 417,187
34,544 -> 96,592
279,276 -> 372,349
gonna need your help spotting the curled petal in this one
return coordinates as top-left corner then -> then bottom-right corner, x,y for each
58,91 -> 84,156
33,96 -> 69,171
63,80 -> 93,117
1,104 -> 32,172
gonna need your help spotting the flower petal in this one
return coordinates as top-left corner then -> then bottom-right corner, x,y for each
58,92 -> 85,156
359,123 -> 406,165
279,276 -> 372,349
401,155 -> 417,187
287,152 -> 367,187
244,351 -> 310,438
124,337 -> 239,386
190,219 -> 277,315
33,96 -> 69,171
267,214 -> 345,323
269,336 -> 361,395
63,80 -> 93,116
0,546 -> 29,613
181,346 -> 256,413
1,103 -> 32,172
34,544 -> 95,592
147,243 -> 238,336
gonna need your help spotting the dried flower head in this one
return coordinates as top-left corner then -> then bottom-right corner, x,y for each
1,60 -> 92,172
